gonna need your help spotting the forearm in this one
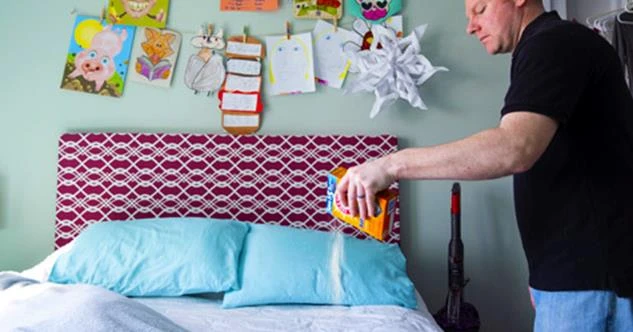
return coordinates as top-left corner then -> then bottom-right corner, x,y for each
386,127 -> 528,181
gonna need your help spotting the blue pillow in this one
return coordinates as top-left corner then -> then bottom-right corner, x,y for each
49,218 -> 249,297
222,223 -> 417,309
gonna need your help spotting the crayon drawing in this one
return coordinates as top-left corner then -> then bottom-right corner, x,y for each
313,20 -> 353,89
184,26 -> 226,95
293,0 -> 342,19
129,28 -> 181,87
266,33 -> 315,95
107,0 -> 169,28
346,0 -> 401,24
60,15 -> 135,97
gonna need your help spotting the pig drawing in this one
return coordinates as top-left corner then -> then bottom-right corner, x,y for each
69,26 -> 128,91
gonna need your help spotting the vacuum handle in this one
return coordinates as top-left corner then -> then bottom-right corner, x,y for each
451,182 -> 460,215
447,182 -> 464,324
451,183 -> 461,239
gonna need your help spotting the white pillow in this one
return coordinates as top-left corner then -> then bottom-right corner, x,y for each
20,241 -> 74,282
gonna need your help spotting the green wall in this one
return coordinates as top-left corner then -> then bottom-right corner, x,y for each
0,0 -> 532,330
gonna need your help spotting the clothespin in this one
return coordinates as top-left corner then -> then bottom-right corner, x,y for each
243,26 -> 248,43
207,24 -> 214,36
70,8 -> 77,16
333,17 -> 338,32
285,21 -> 291,40
100,6 -> 106,24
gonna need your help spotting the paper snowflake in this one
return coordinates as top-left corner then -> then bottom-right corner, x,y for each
344,24 -> 448,118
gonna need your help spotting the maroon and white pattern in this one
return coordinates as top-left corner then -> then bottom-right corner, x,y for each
55,133 -> 400,248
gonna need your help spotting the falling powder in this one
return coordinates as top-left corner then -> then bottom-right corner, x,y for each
329,230 -> 344,305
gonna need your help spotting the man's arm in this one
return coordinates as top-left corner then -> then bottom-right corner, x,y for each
336,111 -> 559,220
388,111 -> 559,180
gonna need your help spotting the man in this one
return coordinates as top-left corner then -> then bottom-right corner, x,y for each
335,0 -> 633,330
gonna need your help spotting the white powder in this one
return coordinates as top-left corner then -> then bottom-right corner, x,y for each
329,230 -> 344,305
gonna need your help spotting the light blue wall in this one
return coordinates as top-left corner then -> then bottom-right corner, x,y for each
0,0 -> 532,330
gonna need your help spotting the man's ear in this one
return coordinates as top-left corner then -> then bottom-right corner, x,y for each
515,0 -> 528,8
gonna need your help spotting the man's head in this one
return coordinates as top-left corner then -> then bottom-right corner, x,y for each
465,0 -> 544,54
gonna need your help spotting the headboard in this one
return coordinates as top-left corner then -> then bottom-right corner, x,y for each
55,133 -> 400,248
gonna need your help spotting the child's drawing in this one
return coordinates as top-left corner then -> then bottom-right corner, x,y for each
60,15 -> 135,97
184,26 -> 226,95
346,0 -> 401,24
266,33 -> 315,95
130,27 -> 181,87
108,0 -> 169,28
313,20 -> 354,89
293,0 -> 343,20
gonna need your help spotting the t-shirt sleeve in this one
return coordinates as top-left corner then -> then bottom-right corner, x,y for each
502,33 -> 590,124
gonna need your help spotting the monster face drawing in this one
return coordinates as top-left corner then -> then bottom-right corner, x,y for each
355,0 -> 391,21
108,0 -> 166,26
122,0 -> 157,18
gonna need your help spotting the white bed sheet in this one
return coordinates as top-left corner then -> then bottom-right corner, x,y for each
133,291 -> 442,332
22,244 -> 442,331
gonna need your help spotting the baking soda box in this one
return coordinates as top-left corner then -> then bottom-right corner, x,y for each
326,166 -> 398,241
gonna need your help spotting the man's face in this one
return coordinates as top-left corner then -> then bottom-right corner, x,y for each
465,0 -> 523,54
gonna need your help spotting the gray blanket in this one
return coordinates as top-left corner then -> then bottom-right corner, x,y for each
0,272 -> 187,332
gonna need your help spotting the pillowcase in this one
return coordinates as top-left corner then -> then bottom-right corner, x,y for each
222,223 -> 417,309
49,217 -> 249,297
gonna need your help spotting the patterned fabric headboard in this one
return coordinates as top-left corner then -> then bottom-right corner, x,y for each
55,133 -> 400,248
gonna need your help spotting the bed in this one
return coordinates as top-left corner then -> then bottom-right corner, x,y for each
1,133 -> 442,331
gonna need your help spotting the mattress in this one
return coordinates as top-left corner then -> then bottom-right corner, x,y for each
20,245 -> 442,332
134,291 -> 442,332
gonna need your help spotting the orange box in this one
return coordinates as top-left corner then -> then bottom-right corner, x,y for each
326,166 -> 398,241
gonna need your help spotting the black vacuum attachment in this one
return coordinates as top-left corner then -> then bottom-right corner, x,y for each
433,183 -> 481,331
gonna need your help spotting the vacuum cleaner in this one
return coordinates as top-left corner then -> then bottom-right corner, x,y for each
433,182 -> 481,331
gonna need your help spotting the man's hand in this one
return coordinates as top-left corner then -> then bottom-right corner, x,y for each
335,156 -> 397,221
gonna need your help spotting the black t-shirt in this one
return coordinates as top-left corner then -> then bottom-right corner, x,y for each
502,12 -> 633,297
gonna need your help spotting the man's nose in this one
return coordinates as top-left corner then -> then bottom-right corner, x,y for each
466,19 -> 478,35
